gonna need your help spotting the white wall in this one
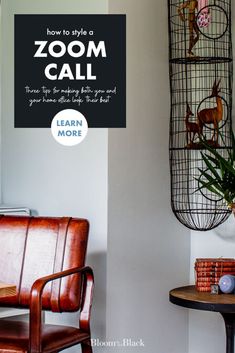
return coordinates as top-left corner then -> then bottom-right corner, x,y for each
188,3 -> 235,353
1,1 -> 192,353
1,1 -> 108,352
107,1 -> 190,353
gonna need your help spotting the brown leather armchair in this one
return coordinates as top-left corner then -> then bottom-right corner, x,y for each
0,215 -> 94,353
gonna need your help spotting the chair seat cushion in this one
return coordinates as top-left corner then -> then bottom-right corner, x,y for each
0,320 -> 90,353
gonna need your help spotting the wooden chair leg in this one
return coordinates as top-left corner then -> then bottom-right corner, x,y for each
81,339 -> 93,353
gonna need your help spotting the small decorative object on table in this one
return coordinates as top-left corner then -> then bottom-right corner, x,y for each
219,275 -> 235,294
195,258 -> 235,292
210,284 -> 219,294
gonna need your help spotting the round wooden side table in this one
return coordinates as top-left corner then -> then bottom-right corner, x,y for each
169,285 -> 235,353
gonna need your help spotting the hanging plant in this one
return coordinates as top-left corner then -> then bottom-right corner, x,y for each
196,132 -> 235,212
168,0 -> 232,230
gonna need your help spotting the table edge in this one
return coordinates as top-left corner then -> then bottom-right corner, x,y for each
169,285 -> 235,313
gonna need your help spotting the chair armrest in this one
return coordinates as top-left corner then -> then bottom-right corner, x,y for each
29,266 -> 94,353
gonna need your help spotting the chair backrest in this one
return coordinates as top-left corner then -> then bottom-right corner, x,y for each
0,215 -> 89,312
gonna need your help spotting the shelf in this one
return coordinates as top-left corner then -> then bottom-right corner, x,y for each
170,57 -> 232,65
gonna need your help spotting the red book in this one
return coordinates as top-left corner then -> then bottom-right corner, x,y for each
196,279 -> 219,286
195,264 -> 235,272
214,267 -> 235,272
196,272 -> 235,280
196,278 -> 215,283
196,286 -> 212,292
195,258 -> 235,268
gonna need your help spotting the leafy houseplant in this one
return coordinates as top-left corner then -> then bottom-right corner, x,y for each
196,131 -> 235,213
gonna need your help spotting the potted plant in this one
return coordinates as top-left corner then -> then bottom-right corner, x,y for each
196,131 -> 235,213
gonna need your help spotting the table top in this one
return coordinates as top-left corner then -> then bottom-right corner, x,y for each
0,282 -> 16,298
170,285 -> 235,313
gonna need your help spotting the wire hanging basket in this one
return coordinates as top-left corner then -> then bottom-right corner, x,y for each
168,0 -> 233,230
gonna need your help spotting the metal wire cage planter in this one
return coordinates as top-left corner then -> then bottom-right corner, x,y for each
168,0 -> 233,230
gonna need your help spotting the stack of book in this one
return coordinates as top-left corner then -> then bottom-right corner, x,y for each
195,258 -> 235,292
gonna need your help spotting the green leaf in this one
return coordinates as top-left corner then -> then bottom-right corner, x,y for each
224,189 -> 233,204
197,133 -> 235,203
195,178 -> 223,198
219,158 -> 235,177
219,131 -> 233,160
200,153 -> 221,181
204,153 -> 220,168
202,146 -> 235,178
219,159 -> 226,179
197,168 -> 223,193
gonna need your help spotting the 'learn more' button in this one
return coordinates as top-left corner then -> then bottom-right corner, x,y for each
51,109 -> 88,146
